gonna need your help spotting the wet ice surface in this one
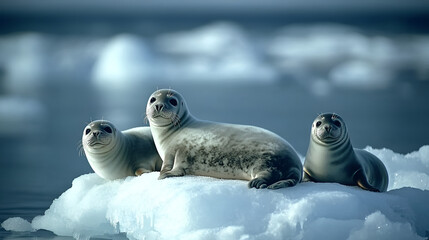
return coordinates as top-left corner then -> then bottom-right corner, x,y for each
2,146 -> 429,240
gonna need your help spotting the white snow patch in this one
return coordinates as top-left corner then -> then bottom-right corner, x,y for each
347,211 -> 423,240
2,146 -> 428,240
366,145 -> 429,190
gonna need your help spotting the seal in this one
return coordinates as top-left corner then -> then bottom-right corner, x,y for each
145,89 -> 302,189
81,120 -> 163,180
303,113 -> 389,192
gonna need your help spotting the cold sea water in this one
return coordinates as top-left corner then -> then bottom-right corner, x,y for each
1,2 -> 429,239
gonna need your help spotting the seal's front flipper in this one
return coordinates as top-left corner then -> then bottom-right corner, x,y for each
268,179 -> 297,189
158,154 -> 175,178
158,168 -> 185,179
268,168 -> 302,189
354,170 -> 380,192
302,168 -> 316,182
248,178 -> 269,189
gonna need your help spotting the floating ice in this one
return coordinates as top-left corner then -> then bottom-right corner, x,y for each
0,96 -> 46,135
157,22 -> 277,82
1,217 -> 34,232
330,60 -> 391,89
0,33 -> 51,94
2,146 -> 428,240
267,24 -> 368,71
408,36 -> 429,81
157,22 -> 250,57
0,23 -> 427,89
266,24 -> 429,89
91,34 -> 154,89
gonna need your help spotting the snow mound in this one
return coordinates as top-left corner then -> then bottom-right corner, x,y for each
366,145 -> 429,190
2,146 -> 429,240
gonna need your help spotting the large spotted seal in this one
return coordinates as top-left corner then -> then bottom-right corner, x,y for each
145,89 -> 302,189
303,113 -> 389,192
82,120 -> 163,180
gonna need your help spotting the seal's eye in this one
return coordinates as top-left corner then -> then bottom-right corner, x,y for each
334,120 -> 341,128
85,128 -> 91,135
316,121 -> 322,127
104,126 -> 112,133
169,98 -> 178,106
150,97 -> 156,104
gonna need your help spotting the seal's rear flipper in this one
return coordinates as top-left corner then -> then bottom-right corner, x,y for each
135,168 -> 151,176
267,179 -> 298,189
354,170 -> 380,192
303,168 -> 317,182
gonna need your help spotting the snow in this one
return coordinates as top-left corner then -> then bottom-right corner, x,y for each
2,146 -> 429,240
366,146 -> 429,190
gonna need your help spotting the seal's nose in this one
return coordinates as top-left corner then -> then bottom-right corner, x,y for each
155,103 -> 164,112
93,131 -> 101,137
324,125 -> 332,133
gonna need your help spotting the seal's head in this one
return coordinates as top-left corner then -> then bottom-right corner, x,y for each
311,113 -> 347,145
82,120 -> 117,154
146,89 -> 189,127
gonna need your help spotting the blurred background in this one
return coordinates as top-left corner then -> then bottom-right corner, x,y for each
1,0 -> 429,238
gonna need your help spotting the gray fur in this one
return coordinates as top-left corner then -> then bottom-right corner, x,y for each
304,113 -> 389,192
146,89 -> 302,189
82,120 -> 163,180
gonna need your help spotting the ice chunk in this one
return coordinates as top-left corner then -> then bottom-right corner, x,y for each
157,22 -> 250,57
366,145 -> 429,190
91,34 -> 153,89
2,146 -> 429,240
0,96 -> 46,135
1,217 -> 34,232
348,211 -> 423,240
329,60 -> 391,89
266,24 -> 404,89
0,33 -> 51,94
157,22 -> 277,82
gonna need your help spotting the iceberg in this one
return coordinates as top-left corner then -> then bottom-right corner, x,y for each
2,147 -> 428,240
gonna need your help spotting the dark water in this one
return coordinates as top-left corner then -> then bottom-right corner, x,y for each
1,2 -> 429,238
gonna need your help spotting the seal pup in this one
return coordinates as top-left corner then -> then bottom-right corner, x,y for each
81,120 -> 163,180
145,89 -> 302,189
303,113 -> 388,192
